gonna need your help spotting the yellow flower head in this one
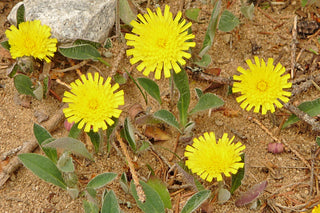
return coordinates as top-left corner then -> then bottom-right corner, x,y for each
125,5 -> 195,79
232,57 -> 292,115
63,73 -> 124,132
5,20 -> 57,63
313,204 -> 320,213
184,132 -> 245,182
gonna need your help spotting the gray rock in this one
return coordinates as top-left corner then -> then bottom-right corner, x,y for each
8,0 -> 116,44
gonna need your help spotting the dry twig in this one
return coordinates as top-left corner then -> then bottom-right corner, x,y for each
0,104 -> 67,187
282,101 -> 320,132
116,132 -> 146,202
248,116 -> 320,180
291,16 -> 298,79
53,60 -> 88,73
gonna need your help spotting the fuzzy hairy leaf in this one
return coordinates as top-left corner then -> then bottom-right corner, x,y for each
173,67 -> 190,128
231,154 -> 245,194
199,0 -> 221,57
59,44 -> 101,60
153,110 -> 181,132
43,137 -> 93,160
189,93 -> 224,114
130,180 -> 165,213
14,74 -> 35,97
283,98 -> 320,128
137,78 -> 161,105
33,123 -> 57,163
181,190 -> 211,213
18,153 -> 67,189
101,190 -> 120,213
147,178 -> 172,209
218,10 -> 240,32
87,172 -> 117,189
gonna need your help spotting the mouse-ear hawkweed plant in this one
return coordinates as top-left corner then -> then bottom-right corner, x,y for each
63,72 -> 124,132
5,20 -> 57,62
232,57 -> 292,115
184,132 -> 245,182
125,5 -> 196,79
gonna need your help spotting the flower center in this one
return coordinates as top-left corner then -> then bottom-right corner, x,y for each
257,80 -> 268,92
88,99 -> 99,110
157,38 -> 168,49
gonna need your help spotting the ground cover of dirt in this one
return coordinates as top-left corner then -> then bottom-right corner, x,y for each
0,0 -> 320,212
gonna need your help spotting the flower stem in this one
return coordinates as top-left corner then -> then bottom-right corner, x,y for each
97,57 -> 111,67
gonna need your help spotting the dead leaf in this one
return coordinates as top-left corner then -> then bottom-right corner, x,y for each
223,108 -> 240,117
0,46 -> 11,59
204,68 -> 221,76
128,103 -> 145,121
144,125 -> 170,141
235,180 -> 268,207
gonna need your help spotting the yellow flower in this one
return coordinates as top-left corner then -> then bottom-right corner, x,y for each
313,204 -> 320,213
5,20 -> 57,63
232,57 -> 292,115
125,5 -> 195,79
184,132 -> 245,182
63,73 -> 124,132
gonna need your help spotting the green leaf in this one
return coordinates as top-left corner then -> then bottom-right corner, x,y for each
153,110 -> 181,132
130,180 -> 165,213
173,67 -> 190,128
113,72 -> 127,85
43,76 -> 49,98
68,122 -> 82,139
7,63 -> 19,78
67,187 -> 79,199
189,93 -> 224,114
316,137 -> 320,147
58,44 -> 101,60
195,88 -> 203,98
1,40 -> 10,51
123,117 -> 136,151
87,172 -> 117,189
194,54 -> 212,68
16,4 -> 25,27
218,10 -> 240,32
104,38 -> 112,49
218,188 -> 231,204
57,152 -> 75,173
101,190 -> 120,213
87,130 -> 102,153
137,141 -> 150,152
86,187 -> 97,199
240,3 -> 254,20
120,172 -> 129,193
119,0 -> 137,26
199,0 -> 221,57
185,8 -> 200,22
147,178 -> 172,209
301,0 -> 308,7
18,153 -> 67,189
231,154 -> 245,194
33,123 -> 57,163
14,74 -> 35,97
283,98 -> 320,128
180,190 -> 211,213
73,39 -> 101,49
137,78 -> 161,105
33,82 -> 43,100
106,117 -> 118,154
83,200 -> 99,213
43,137 -> 93,160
